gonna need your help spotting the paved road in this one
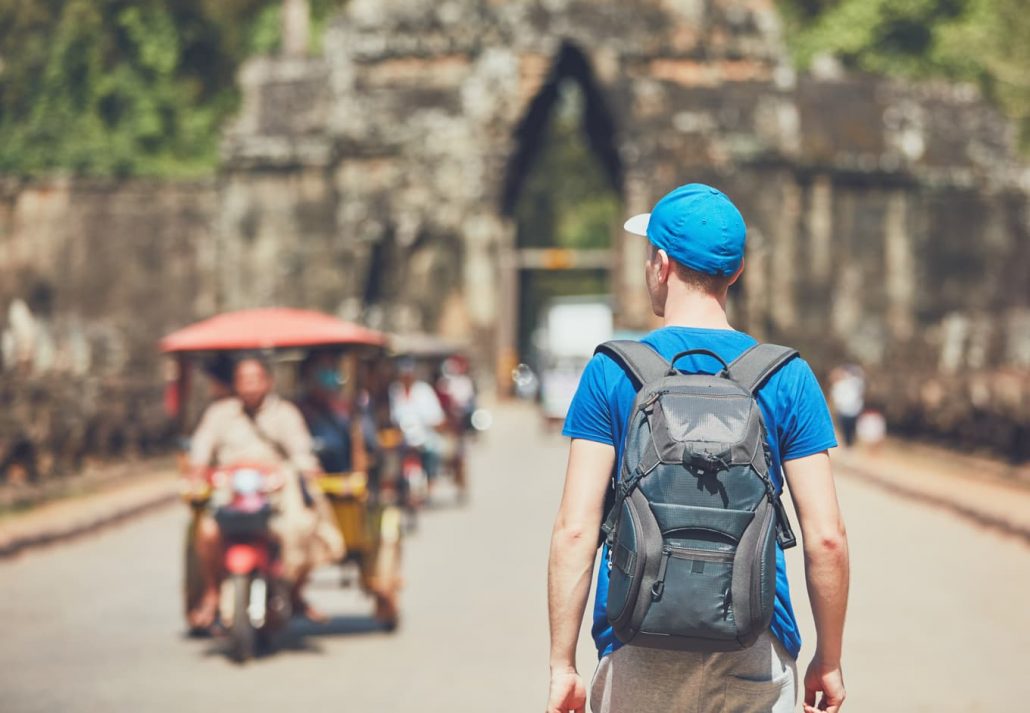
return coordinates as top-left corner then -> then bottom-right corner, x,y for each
1,404 -> 1028,712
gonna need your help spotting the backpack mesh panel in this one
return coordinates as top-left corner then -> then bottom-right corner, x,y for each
659,395 -> 750,443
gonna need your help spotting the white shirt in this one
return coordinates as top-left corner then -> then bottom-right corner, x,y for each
830,374 -> 865,418
389,380 -> 445,447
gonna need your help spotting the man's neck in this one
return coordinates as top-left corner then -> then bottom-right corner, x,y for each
661,285 -> 733,331
241,394 -> 270,416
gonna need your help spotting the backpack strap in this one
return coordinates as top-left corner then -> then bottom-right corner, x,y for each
593,340 -> 668,548
726,343 -> 799,395
726,343 -> 801,550
593,340 -> 669,391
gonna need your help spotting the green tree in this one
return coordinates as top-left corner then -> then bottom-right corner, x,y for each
0,0 -> 346,177
778,0 -> 1030,150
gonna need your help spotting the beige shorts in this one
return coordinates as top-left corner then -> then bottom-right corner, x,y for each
590,632 -> 797,713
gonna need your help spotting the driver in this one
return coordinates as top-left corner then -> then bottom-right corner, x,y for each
389,358 -> 445,484
187,357 -> 344,630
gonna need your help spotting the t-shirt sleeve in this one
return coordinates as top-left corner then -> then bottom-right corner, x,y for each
189,403 -> 221,468
279,401 -> 321,473
561,354 -> 615,446
417,382 -> 446,427
777,358 -> 838,461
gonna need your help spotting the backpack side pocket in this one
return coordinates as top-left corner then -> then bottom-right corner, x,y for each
731,497 -> 778,646
607,497 -> 644,625
609,489 -> 665,642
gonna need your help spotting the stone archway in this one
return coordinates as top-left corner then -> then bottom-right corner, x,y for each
495,40 -> 624,384
280,0 -> 790,385
219,0 -> 1029,395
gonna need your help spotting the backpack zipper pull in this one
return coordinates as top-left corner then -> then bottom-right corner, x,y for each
651,545 -> 672,601
641,391 -> 661,413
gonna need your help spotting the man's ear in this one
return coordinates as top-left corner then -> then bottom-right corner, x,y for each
728,260 -> 745,287
656,249 -> 673,284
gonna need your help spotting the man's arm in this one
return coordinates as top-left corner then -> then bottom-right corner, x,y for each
546,439 -> 615,713
783,451 -> 849,713
187,404 -> 220,481
279,402 -> 321,476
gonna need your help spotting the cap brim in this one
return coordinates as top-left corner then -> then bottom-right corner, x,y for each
623,213 -> 650,237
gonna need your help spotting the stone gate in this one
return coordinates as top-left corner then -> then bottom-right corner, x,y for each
1,0 -> 1027,470
220,0 -> 1029,395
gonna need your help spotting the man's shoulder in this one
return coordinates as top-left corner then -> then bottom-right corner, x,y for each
201,397 -> 242,418
265,394 -> 304,418
770,353 -> 819,388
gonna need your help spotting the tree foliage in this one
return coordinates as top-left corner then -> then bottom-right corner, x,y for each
778,0 -> 1030,150
0,0 -> 343,176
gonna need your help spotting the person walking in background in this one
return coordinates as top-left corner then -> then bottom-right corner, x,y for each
830,365 -> 866,448
546,184 -> 849,713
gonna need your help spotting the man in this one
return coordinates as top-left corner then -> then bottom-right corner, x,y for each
389,358 -> 445,484
435,355 -> 477,497
297,352 -> 357,474
829,364 -> 866,448
187,357 -> 343,629
546,184 -> 849,713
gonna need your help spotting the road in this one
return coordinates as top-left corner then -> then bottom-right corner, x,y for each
1,404 -> 1028,712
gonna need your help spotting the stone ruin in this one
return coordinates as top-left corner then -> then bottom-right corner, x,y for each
0,0 -> 1027,478
218,0 -> 1029,455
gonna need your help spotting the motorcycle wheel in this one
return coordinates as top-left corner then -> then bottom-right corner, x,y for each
228,574 -> 256,663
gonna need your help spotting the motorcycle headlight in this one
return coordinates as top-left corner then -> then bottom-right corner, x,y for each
231,468 -> 263,495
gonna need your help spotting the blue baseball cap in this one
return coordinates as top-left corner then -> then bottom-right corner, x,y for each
623,183 -> 746,276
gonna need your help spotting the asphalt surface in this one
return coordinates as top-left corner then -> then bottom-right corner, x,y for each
1,404 -> 1028,712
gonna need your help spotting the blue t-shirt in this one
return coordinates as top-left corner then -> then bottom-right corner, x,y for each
562,326 -> 837,660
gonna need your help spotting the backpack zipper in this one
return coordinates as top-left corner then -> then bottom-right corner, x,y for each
650,544 -> 734,601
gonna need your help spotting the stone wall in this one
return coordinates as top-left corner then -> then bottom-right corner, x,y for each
0,179 -> 217,479
215,0 -> 1028,456
0,0 -> 1027,466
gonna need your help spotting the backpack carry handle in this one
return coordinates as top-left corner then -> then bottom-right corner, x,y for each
667,349 -> 730,375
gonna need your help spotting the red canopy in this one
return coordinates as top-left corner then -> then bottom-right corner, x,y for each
160,308 -> 386,354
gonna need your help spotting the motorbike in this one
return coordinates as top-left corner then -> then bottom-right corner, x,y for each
389,335 -> 477,505
163,308 -> 405,641
376,426 -> 426,531
209,463 -> 290,662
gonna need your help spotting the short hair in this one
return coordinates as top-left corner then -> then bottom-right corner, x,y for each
233,355 -> 272,377
649,243 -> 734,295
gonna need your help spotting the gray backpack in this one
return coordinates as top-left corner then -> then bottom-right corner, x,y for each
598,340 -> 799,652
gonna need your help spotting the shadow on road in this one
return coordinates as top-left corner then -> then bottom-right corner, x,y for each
186,614 -> 390,661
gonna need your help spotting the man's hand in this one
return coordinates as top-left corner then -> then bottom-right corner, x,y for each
803,658 -> 846,713
547,439 -> 614,713
546,667 -> 586,713
784,452 -> 849,713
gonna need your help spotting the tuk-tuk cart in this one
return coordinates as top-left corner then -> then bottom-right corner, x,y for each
389,333 -> 476,502
161,308 -> 403,633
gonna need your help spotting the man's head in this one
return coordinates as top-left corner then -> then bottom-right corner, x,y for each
300,352 -> 342,403
396,357 -> 417,388
234,357 -> 273,411
625,183 -> 746,317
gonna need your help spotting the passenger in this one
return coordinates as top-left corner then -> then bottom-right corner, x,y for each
435,355 -> 477,496
297,354 -> 354,474
389,358 -> 445,488
186,357 -> 344,630
436,355 -> 477,432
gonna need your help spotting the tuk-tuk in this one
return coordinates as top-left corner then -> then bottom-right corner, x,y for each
161,308 -> 403,638
389,333 -> 477,503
